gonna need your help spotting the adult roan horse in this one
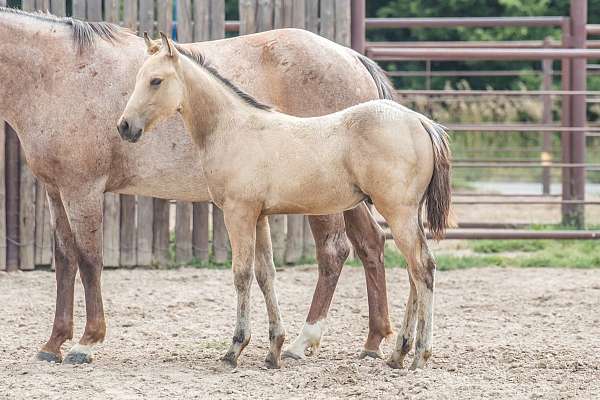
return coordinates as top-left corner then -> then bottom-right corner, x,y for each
119,34 -> 452,370
0,8 -> 395,365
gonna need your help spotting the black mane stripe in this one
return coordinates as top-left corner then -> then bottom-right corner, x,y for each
0,7 -> 127,53
174,43 -> 273,112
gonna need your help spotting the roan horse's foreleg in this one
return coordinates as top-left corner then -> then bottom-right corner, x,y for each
254,216 -> 286,368
344,203 -> 394,358
37,188 -> 78,363
283,213 -> 349,359
60,187 -> 107,364
220,204 -> 260,368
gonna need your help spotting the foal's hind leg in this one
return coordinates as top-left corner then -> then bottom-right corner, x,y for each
382,205 -> 436,370
220,204 -> 260,368
37,188 -> 78,363
254,216 -> 286,368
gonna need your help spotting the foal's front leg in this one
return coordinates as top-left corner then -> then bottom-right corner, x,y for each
220,204 -> 260,368
254,216 -> 286,368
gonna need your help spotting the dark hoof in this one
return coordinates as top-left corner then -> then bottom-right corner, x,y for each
281,350 -> 303,360
359,349 -> 383,360
220,352 -> 238,369
63,351 -> 92,364
265,353 -> 282,369
36,351 -> 62,363
387,358 -> 403,369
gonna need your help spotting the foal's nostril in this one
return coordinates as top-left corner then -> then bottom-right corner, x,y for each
118,119 -> 130,138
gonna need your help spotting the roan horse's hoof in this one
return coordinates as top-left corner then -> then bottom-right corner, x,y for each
264,353 -> 282,369
359,349 -> 383,360
62,344 -> 93,364
36,351 -> 62,364
220,352 -> 238,369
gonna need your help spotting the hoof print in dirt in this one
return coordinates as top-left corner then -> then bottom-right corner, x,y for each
36,351 -> 62,364
359,350 -> 383,360
63,352 -> 93,364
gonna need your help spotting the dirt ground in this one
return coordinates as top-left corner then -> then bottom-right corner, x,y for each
1,267 -> 599,400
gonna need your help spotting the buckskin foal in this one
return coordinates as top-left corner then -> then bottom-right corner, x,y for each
119,34 -> 451,369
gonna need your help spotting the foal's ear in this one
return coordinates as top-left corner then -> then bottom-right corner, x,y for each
143,32 -> 160,55
159,31 -> 178,59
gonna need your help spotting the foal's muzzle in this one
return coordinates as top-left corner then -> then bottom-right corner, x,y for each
117,118 -> 143,143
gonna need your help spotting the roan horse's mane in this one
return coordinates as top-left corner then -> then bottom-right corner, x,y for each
0,7 -> 128,53
173,43 -> 273,112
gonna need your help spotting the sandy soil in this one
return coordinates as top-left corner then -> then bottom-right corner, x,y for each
1,267 -> 599,400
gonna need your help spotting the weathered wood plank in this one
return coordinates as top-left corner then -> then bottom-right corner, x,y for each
153,199 -> 171,265
273,0 -> 284,28
71,0 -> 86,19
194,0 -> 210,41
103,194 -> 120,267
0,123 -> 6,270
302,216 -> 316,260
34,182 -> 52,266
292,0 -> 306,28
50,0 -> 66,16
21,0 -> 35,11
192,203 -> 209,262
120,195 -> 136,267
285,215 -> 303,264
269,215 -> 286,265
124,0 -> 138,31
104,0 -> 120,24
140,0 -> 155,35
175,203 -> 193,264
256,0 -> 274,32
4,125 -> 20,272
34,0 -> 49,11
306,0 -> 319,33
210,0 -> 225,39
157,0 -> 173,38
283,0 -> 293,27
0,1 -> 6,8
212,205 -> 229,263
86,0 -> 102,21
136,197 -> 154,266
177,0 -> 193,42
334,0 -> 351,46
320,0 -> 335,40
239,0 -> 257,35
19,150 -> 36,270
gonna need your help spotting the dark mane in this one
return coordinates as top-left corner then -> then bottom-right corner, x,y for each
174,43 -> 273,112
0,7 -> 128,53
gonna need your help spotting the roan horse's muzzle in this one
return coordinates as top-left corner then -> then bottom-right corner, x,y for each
117,118 -> 143,143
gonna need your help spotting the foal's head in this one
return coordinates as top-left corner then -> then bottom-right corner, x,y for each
118,32 -> 184,143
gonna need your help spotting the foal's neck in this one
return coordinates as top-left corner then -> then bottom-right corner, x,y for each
178,56 -> 267,146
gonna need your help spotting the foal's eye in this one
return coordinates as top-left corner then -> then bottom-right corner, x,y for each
150,78 -> 163,87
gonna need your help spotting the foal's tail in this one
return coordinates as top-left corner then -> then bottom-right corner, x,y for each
357,52 -> 453,240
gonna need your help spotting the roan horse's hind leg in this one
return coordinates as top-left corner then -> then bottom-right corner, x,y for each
37,188 -> 78,363
384,205 -> 436,370
220,204 -> 260,368
60,188 -> 107,364
283,214 -> 349,359
344,203 -> 394,358
254,216 -> 286,368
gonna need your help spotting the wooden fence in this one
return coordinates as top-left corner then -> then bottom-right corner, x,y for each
0,0 -> 352,270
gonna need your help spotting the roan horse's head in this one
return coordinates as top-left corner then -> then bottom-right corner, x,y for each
118,32 -> 184,143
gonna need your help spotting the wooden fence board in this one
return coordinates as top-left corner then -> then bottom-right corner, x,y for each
86,0 -> 102,21
292,0 -> 306,28
194,0 -> 210,41
240,0 -> 257,35
120,195 -> 136,266
136,197 -> 154,266
72,0 -> 86,19
104,0 -> 120,23
5,126 -> 19,272
335,0 -> 351,46
0,123 -> 6,270
157,0 -> 173,38
306,0 -> 319,33
124,0 -> 138,30
210,0 -> 225,39
34,182 -> 52,266
175,203 -> 192,264
21,1 -> 35,11
51,0 -> 66,16
212,205 -> 228,263
302,216 -> 315,260
256,0 -> 273,32
0,1 -> 5,8
140,0 -> 155,35
320,0 -> 335,40
103,194 -> 120,267
19,150 -> 35,270
177,0 -> 193,42
192,203 -> 209,262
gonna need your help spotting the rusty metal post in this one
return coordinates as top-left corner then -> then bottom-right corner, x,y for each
351,0 -> 365,54
568,0 -> 587,227
542,37 -> 553,195
561,17 -> 573,223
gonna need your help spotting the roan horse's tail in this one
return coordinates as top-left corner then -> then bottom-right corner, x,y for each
356,53 -> 452,240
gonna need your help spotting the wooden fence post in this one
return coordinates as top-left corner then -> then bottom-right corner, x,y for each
0,122 -> 6,270
19,148 -> 35,271
5,125 -> 19,272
